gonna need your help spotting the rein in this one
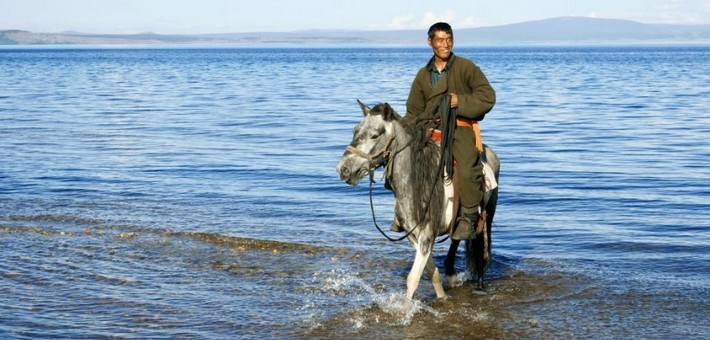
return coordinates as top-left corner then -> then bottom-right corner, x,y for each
352,121 -> 449,243
350,133 -> 415,242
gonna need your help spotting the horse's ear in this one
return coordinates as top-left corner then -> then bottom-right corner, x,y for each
357,99 -> 370,116
383,102 -> 393,120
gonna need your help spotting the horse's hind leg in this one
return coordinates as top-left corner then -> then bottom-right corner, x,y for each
425,253 -> 446,299
466,237 -> 487,290
444,239 -> 460,288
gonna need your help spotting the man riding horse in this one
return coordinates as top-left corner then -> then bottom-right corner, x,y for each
336,22 -> 499,298
394,22 -> 496,241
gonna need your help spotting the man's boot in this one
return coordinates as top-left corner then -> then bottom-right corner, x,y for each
452,207 -> 479,240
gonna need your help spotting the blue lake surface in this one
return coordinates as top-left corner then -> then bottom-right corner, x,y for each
0,45 -> 708,338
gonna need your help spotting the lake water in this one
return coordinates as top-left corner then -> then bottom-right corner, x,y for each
0,45 -> 708,338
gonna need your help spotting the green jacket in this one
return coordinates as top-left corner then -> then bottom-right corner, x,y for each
404,53 -> 495,125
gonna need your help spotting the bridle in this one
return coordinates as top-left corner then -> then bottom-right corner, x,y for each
346,131 -> 444,243
346,110 -> 460,244
345,134 -> 396,179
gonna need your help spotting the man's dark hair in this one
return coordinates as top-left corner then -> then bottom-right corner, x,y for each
428,22 -> 453,39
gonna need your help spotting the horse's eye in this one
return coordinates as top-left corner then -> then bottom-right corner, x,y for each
370,134 -> 379,139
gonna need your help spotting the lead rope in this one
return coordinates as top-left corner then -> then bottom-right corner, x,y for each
365,121 -> 448,243
434,94 -> 456,243
359,98 -> 458,243
367,170 -> 413,242
369,95 -> 457,243
367,159 -> 446,242
439,94 -> 457,182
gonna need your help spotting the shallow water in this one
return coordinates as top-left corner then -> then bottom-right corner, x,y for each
1,45 -> 708,338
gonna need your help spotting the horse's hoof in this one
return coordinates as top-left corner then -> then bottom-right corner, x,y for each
471,288 -> 488,295
445,274 -> 458,288
477,278 -> 486,291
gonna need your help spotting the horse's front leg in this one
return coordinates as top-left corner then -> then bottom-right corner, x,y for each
406,236 -> 433,300
444,239 -> 460,288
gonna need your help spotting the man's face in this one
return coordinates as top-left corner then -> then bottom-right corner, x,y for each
428,30 -> 454,60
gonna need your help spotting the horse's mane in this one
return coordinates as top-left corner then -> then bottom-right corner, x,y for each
369,103 -> 444,227
398,116 -> 445,229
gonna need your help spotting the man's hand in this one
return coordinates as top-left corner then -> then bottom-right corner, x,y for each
449,93 -> 458,108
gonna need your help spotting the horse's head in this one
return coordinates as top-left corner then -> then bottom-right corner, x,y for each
336,100 -> 400,186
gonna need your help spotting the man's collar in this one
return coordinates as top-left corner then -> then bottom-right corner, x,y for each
427,53 -> 455,72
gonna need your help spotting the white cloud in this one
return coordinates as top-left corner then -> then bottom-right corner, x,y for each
647,0 -> 710,24
387,14 -> 415,29
419,10 -> 456,28
457,15 -> 480,28
386,9 -> 467,30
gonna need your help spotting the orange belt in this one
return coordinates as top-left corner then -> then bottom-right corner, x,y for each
428,118 -> 483,153
456,118 -> 484,153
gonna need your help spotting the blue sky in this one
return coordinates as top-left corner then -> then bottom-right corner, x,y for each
1,0 -> 708,34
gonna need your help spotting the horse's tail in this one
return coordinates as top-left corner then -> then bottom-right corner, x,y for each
465,188 -> 497,287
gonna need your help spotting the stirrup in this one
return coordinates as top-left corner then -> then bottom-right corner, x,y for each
452,216 -> 474,240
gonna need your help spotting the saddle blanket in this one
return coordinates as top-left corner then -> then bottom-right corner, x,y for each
481,159 -> 498,202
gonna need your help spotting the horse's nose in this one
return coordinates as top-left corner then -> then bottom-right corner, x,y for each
340,166 -> 351,178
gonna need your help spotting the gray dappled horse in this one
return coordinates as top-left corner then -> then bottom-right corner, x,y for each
336,100 -> 499,299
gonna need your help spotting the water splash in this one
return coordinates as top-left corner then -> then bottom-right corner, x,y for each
445,270 -> 473,288
372,293 -> 441,326
302,268 -> 442,329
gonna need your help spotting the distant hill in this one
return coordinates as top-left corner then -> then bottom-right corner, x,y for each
1,17 -> 709,45
462,17 -> 710,44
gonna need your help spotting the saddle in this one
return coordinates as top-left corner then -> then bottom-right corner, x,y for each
428,119 -> 496,237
